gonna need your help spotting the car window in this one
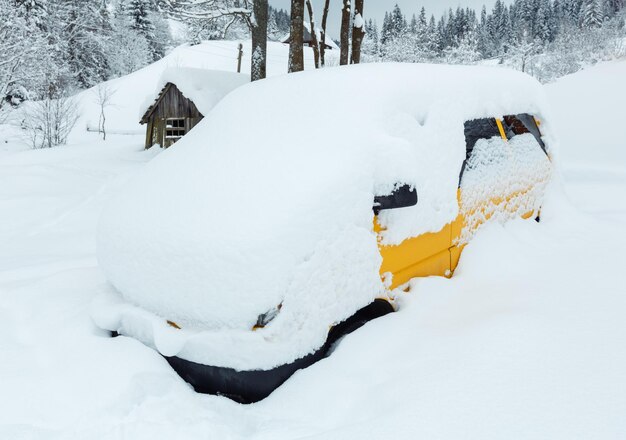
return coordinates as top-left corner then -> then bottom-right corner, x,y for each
503,114 -> 547,154
457,131 -> 551,245
463,118 -> 502,160
460,118 -> 503,184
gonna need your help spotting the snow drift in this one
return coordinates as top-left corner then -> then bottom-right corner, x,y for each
95,63 -> 554,370
72,40 -> 330,138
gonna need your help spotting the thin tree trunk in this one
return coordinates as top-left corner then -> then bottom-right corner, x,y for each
101,110 -> 107,140
251,0 -> 268,81
340,0 -> 351,65
305,0 -> 320,68
350,0 -> 365,64
320,0 -> 330,67
289,0 -> 305,73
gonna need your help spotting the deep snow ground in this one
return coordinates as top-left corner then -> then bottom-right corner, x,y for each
1,60 -> 626,439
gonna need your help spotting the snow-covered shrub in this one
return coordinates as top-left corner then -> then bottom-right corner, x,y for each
23,96 -> 80,149
443,32 -> 482,65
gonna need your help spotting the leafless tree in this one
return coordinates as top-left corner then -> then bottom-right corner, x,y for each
340,0 -> 351,65
94,83 -> 116,140
289,0 -> 305,72
319,0 -> 330,67
164,0 -> 267,81
163,0 -> 254,36
350,0 -> 365,64
305,0 -> 320,68
23,96 -> 80,149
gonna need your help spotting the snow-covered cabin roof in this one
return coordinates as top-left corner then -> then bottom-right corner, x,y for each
140,68 -> 250,123
280,22 -> 340,50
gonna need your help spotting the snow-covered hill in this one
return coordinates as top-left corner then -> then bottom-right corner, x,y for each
0,60 -> 625,439
546,59 -> 626,222
70,40 -> 332,138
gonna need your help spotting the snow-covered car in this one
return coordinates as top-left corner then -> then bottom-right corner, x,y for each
93,63 -> 553,403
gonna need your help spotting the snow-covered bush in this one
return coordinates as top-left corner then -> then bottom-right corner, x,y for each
23,96 -> 80,149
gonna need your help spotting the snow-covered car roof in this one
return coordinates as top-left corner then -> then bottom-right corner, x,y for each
96,63 -> 553,370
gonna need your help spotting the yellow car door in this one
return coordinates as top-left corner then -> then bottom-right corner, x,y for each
374,185 -> 452,289
376,219 -> 452,289
450,114 -> 551,271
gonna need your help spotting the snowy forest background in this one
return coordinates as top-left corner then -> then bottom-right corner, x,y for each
1,0 -> 624,118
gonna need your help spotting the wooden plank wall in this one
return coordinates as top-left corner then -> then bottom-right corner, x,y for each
145,84 -> 204,149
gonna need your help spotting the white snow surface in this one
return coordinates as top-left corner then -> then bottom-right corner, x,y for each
70,40 -> 331,137
96,63 -> 552,369
140,68 -> 249,120
1,60 -> 626,439
353,13 -> 364,30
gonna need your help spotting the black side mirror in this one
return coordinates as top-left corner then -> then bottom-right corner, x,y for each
373,184 -> 418,215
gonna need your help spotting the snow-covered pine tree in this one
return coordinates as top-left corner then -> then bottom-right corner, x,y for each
477,5 -> 490,56
149,10 -> 172,58
62,0 -> 111,88
413,7 -> 435,61
389,4 -> 406,40
444,29 -> 481,64
409,14 -> 418,35
380,12 -> 392,45
267,6 -> 290,36
108,13 -> 151,76
581,0 -> 605,27
536,0 -> 556,43
444,8 -> 456,47
362,19 -> 379,58
427,15 -> 441,57
127,0 -> 160,60
1,0 -> 42,114
267,7 -> 282,40
98,0 -> 113,31
454,6 -> 469,39
489,0 -> 512,55
563,0 -> 584,24
552,0 -> 565,34
606,0 -> 624,15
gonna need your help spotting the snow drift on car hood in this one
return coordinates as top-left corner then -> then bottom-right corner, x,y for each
96,63 -> 552,369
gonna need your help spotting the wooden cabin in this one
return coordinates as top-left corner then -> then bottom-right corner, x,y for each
140,83 -> 204,149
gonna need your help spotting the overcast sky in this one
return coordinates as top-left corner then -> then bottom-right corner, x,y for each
270,0 -> 513,40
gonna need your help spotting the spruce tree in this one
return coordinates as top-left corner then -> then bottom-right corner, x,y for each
381,12 -> 391,45
581,0 -> 605,27
127,0 -> 159,60
536,0 -> 556,43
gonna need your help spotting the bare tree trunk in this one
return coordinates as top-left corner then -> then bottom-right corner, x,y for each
101,111 -> 107,140
305,0 -> 320,68
95,83 -> 115,141
289,0 -> 305,73
350,0 -> 365,64
340,0 -> 351,65
251,0 -> 268,81
320,0 -> 330,67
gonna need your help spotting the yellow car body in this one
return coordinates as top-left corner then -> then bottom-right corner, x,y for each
376,116 -> 549,290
